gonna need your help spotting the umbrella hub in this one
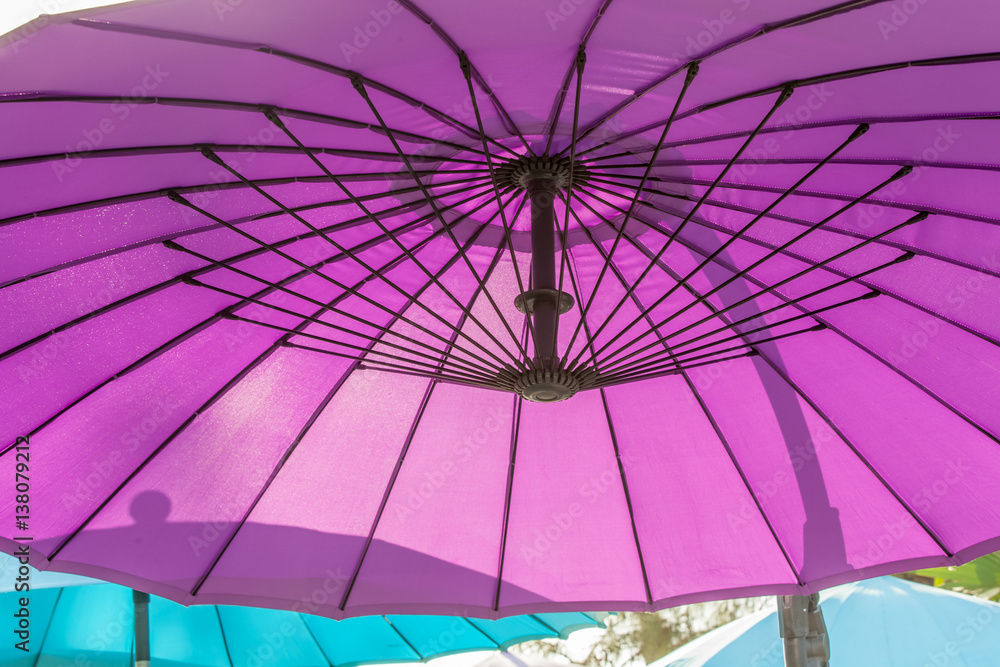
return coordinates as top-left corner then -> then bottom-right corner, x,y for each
498,364 -> 598,403
494,155 -> 592,192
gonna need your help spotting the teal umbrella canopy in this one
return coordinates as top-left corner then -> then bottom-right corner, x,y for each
0,559 -> 604,667
651,577 -> 1000,667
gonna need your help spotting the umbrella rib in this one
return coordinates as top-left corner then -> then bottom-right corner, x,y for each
565,85 -> 792,369
562,0 -> 893,154
561,63 -> 702,367
596,170 -> 1000,226
379,616 -> 426,659
584,172 -> 1000,282
599,392 -> 653,605
0,142 -> 495,171
549,226 -> 654,605
578,123 -> 869,366
597,221 -> 920,374
295,617 -> 336,667
164,203 -> 509,377
69,18 -> 516,155
42,232 -> 456,562
577,48 -> 1000,158
0,93 -> 502,162
541,0 -> 615,156
750,343 -> 956,559
603,156 -> 1000,174
620,200 -> 1000,350
29,587 -> 62,667
397,0 -> 531,157
562,190 -> 905,374
596,110 -> 1000,154
338,240 -> 510,611
492,394 -> 523,613
261,107 -> 530,366
191,237 -> 510,599
212,608 -> 236,667
0,168 -> 491,233
317,359 -> 504,392
649,226 -> 1000,450
628,230 -> 955,557
581,171 -> 919,369
0,200 -> 488,460
0,179 -> 495,364
459,51 -> 539,358
167,185 -> 515,370
351,77 -> 533,365
551,48 -> 589,368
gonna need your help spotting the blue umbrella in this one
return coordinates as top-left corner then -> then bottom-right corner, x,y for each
651,577 -> 1000,667
0,558 -> 604,667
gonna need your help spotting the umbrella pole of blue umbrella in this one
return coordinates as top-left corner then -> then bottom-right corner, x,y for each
778,594 -> 830,667
133,590 -> 151,667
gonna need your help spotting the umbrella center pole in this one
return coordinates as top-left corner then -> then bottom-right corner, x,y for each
778,594 -> 830,667
526,176 -> 560,366
133,590 -> 151,667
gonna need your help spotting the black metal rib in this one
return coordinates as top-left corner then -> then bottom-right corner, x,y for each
338,240 -> 510,611
580,123 -> 868,368
575,47 -> 1000,160
542,0 -> 615,156
162,206 -> 507,375
560,189 -> 908,375
350,78 -> 534,365
0,177 -> 496,368
562,0 -> 893,154
459,51 -> 538,361
492,394 -> 523,612
560,63 -> 702,366
551,48 -> 590,367
581,170 -> 1000,290
621,226 -> 955,558
396,0 -> 530,157
582,169 -> 918,369
168,184 -> 514,370
261,108 -> 531,365
599,156 -> 1000,174
662,224 -> 1000,448
598,222 -> 919,375
565,85 -> 793,368
70,18 -> 517,155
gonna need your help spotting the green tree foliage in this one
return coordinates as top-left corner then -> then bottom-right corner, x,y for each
911,551 -> 1000,601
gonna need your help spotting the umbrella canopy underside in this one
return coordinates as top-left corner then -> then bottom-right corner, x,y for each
1,0 -> 1000,618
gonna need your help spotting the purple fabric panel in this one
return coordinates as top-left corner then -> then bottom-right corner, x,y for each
198,372 -> 429,607
0,102 -> 299,160
604,376 -> 799,599
0,198 -> 209,283
413,0 -> 590,137
0,319 -> 279,554
54,346 -> 353,595
499,391 -> 647,609
695,354 -> 945,580
756,331 -> 1000,554
676,1 -> 999,112
0,284 -> 234,446
869,257 -> 1000,343
0,244 -> 200,351
2,23 -> 379,125
346,385 -> 515,613
818,297 -> 1000,436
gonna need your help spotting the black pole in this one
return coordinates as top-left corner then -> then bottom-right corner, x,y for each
527,177 -> 558,365
133,590 -> 150,667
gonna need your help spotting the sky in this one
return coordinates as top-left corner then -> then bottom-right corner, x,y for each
0,0 -> 126,37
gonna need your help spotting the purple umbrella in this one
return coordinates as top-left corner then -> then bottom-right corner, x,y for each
1,0 -> 999,625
